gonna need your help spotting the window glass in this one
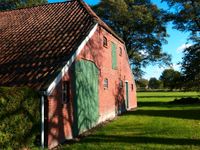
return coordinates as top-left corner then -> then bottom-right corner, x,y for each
119,80 -> 123,88
131,84 -> 134,91
62,81 -> 69,103
104,78 -> 108,89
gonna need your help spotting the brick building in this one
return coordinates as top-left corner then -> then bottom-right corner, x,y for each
0,0 -> 137,148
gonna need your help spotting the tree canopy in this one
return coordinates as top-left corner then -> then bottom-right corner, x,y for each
181,43 -> 200,90
163,0 -> 200,90
92,0 -> 171,78
163,0 -> 200,43
136,78 -> 149,89
148,77 -> 162,89
0,0 -> 47,11
160,69 -> 182,90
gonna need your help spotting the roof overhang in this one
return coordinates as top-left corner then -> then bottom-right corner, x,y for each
46,23 -> 98,95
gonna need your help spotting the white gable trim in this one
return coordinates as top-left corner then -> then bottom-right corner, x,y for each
46,23 -> 98,95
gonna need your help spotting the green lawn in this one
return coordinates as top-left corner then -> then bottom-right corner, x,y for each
61,92 -> 200,150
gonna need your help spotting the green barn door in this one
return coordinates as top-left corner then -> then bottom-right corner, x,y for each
125,82 -> 129,109
73,60 -> 99,136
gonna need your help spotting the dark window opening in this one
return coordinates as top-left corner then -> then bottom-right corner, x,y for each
119,80 -> 123,88
62,81 -> 70,103
103,36 -> 108,47
131,84 -> 134,91
104,78 -> 108,89
119,47 -> 122,56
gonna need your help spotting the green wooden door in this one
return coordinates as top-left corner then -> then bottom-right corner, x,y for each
125,82 -> 129,109
73,60 -> 99,136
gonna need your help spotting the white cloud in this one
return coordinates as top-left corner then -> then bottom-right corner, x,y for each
176,43 -> 192,52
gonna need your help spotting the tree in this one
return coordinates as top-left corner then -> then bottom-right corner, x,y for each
160,69 -> 181,90
148,77 -> 162,89
163,0 -> 200,42
163,0 -> 200,90
136,78 -> 149,90
181,43 -> 200,90
0,0 -> 47,11
92,0 -> 171,78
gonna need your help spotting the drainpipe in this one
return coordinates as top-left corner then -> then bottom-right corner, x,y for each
40,91 -> 47,149
41,95 -> 45,149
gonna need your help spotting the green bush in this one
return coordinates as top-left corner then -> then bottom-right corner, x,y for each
0,87 -> 40,149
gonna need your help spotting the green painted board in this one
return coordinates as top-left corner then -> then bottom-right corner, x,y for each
111,42 -> 117,69
73,60 -> 99,136
125,82 -> 129,109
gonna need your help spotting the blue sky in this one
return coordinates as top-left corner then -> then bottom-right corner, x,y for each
48,0 -> 190,80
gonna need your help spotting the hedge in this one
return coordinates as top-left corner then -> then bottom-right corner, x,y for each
0,87 -> 41,149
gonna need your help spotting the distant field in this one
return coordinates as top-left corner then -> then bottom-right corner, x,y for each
61,92 -> 200,150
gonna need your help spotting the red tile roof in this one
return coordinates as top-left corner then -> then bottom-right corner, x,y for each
0,0 -> 123,90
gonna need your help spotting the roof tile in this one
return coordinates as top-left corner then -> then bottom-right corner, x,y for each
0,0 -> 123,90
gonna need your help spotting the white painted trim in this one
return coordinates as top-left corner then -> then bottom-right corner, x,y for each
46,23 -> 98,95
41,96 -> 45,148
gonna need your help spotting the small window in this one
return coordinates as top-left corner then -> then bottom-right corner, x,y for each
104,78 -> 108,89
119,47 -> 122,56
103,36 -> 108,47
131,84 -> 134,91
62,81 -> 70,103
119,80 -> 123,89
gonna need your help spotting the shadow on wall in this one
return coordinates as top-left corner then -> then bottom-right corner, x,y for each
72,60 -> 99,137
48,85 -> 65,147
114,79 -> 126,115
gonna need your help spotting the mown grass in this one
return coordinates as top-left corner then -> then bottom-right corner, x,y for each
61,92 -> 200,150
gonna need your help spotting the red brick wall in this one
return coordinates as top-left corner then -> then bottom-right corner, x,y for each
47,72 -> 74,148
47,25 -> 137,148
77,26 -> 137,120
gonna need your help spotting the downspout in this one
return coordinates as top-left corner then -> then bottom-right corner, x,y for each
40,91 -> 47,149
41,95 -> 45,149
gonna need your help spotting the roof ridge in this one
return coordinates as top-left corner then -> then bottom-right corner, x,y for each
0,0 -> 73,13
77,0 -> 124,43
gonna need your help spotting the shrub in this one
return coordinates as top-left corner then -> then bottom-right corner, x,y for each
0,87 -> 40,149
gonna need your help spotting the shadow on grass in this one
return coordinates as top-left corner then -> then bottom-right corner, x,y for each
138,101 -> 200,107
138,102 -> 169,107
138,95 -> 199,98
124,109 -> 200,120
69,135 -> 200,146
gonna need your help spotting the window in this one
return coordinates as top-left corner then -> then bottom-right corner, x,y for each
62,81 -> 70,103
119,80 -> 123,89
131,84 -> 134,91
104,78 -> 108,89
119,47 -> 122,56
103,36 -> 108,47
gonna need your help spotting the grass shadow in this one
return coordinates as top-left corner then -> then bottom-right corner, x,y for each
81,135 -> 200,146
124,109 -> 200,120
138,101 -> 200,108
64,134 -> 200,147
138,95 -> 199,98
